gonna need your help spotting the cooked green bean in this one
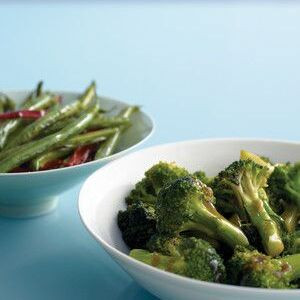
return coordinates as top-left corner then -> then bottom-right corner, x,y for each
94,128 -> 121,160
0,93 -> 58,149
44,114 -> 129,136
79,81 -> 96,107
31,128 -> 117,170
94,106 -> 138,159
0,93 -> 16,113
5,82 -> 97,149
21,81 -> 44,108
42,118 -> 77,136
0,105 -> 99,172
66,128 -> 117,147
0,100 -> 4,114
88,114 -> 130,130
31,148 -> 73,171
0,80 -> 141,171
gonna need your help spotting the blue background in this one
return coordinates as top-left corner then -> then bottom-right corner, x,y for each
1,1 -> 300,299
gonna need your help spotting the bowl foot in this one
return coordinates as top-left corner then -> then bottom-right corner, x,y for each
0,197 -> 58,218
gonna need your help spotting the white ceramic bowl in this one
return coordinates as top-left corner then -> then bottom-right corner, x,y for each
0,91 -> 153,218
79,138 -> 300,300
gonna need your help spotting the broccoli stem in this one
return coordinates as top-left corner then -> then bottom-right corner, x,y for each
183,199 -> 249,249
281,254 -> 300,281
232,180 -> 284,257
130,249 -> 185,273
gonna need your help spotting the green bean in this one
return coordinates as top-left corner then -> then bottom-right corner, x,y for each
66,128 -> 117,147
44,114 -> 129,136
80,81 -> 96,107
94,106 -> 138,159
0,93 -> 58,149
0,94 -> 16,113
5,104 -> 60,148
31,128 -> 117,170
88,114 -> 130,130
0,105 -> 99,173
0,99 -> 4,113
94,128 -> 121,160
21,81 -> 44,108
36,82 -> 97,138
31,148 -> 73,171
5,81 -> 97,149
42,118 -> 77,136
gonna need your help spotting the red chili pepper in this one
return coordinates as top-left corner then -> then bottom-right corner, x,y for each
0,110 -> 45,120
10,166 -> 30,173
64,145 -> 95,167
42,159 -> 64,170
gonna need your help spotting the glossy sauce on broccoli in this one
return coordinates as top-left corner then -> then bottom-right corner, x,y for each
117,153 -> 300,289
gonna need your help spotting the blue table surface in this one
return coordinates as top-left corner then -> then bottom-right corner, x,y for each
1,1 -> 300,299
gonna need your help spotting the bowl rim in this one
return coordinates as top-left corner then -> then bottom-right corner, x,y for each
0,90 -> 155,176
78,137 -> 300,295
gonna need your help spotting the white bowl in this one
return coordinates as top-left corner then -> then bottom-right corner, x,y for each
79,138 -> 300,300
0,91 -> 153,218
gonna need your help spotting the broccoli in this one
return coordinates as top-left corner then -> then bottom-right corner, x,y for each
212,159 -> 284,257
227,213 -> 264,252
117,201 -> 157,249
126,161 -> 189,205
283,230 -> 300,255
156,176 -> 249,249
240,149 -> 274,168
281,205 -> 300,234
130,237 -> 226,283
193,170 -> 213,186
181,230 -> 221,249
147,232 -> 220,256
125,178 -> 157,206
241,223 -> 264,252
146,234 -> 182,256
268,163 -> 300,233
227,247 -> 300,288
268,163 -> 300,208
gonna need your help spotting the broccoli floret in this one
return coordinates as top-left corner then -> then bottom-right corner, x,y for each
283,230 -> 300,255
212,159 -> 283,257
117,201 -> 157,249
181,230 -> 221,249
156,176 -> 249,249
227,246 -> 300,288
269,163 -> 300,208
193,170 -> 213,186
125,177 -> 157,205
268,163 -> 300,232
146,234 -> 183,256
130,237 -> 226,283
145,161 -> 189,194
126,161 -> 189,205
260,156 -> 273,165
147,232 -> 220,256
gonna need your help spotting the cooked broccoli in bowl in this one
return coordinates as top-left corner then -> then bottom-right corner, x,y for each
117,151 -> 300,289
